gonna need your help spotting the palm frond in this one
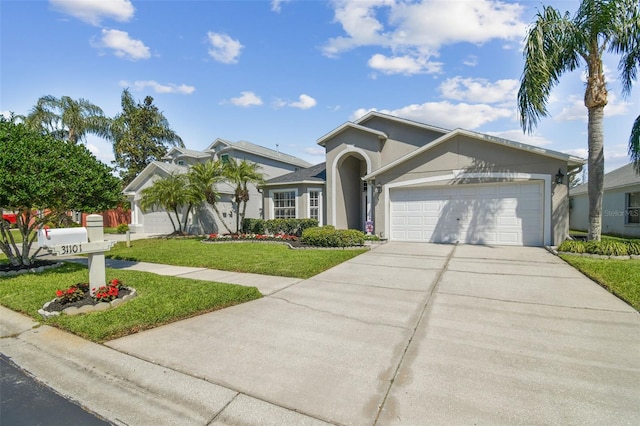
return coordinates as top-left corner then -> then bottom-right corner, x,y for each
630,115 -> 640,174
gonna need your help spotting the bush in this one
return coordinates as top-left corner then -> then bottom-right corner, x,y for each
242,218 -> 318,236
558,239 -> 638,256
116,223 -> 129,234
301,226 -> 365,247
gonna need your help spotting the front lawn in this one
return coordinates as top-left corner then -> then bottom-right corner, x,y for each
106,238 -> 367,279
560,255 -> 640,311
0,262 -> 261,342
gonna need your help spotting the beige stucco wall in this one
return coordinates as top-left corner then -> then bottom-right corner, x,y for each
370,136 -> 569,245
570,184 -> 640,237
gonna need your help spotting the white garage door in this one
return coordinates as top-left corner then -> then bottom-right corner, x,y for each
390,182 -> 543,246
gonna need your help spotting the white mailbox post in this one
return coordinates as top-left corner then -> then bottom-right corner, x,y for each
38,214 -> 115,295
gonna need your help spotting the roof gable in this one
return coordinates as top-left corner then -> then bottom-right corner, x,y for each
364,128 -> 585,180
354,111 -> 450,135
316,122 -> 387,146
123,161 -> 189,193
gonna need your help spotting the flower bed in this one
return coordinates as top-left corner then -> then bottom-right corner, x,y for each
206,233 -> 298,242
39,278 -> 137,319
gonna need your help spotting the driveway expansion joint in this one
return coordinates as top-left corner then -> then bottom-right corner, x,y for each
300,278 -> 427,293
373,244 -> 457,425
270,296 -> 407,330
436,291 -> 638,314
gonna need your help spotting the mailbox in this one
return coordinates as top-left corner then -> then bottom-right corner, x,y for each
38,227 -> 88,249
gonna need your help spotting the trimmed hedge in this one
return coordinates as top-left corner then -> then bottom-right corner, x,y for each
558,239 -> 640,256
242,218 -> 319,237
301,226 -> 365,247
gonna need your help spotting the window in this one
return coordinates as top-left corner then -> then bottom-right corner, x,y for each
627,192 -> 640,224
308,189 -> 322,224
176,160 -> 185,166
220,154 -> 230,164
272,190 -> 296,219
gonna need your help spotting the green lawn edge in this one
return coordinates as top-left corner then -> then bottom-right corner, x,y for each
560,254 -> 640,311
106,238 -> 368,279
0,262 -> 262,342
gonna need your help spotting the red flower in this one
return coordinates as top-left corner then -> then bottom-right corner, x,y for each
56,290 -> 64,297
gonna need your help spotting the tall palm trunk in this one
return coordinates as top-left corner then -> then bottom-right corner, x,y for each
585,51 -> 607,242
587,106 -> 605,241
211,204 -> 233,234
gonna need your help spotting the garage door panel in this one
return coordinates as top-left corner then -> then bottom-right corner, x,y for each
390,182 -> 543,246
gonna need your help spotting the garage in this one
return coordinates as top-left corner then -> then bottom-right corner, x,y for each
390,181 -> 544,246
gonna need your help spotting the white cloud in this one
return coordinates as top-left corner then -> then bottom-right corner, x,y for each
50,0 -> 134,26
290,94 -> 317,109
93,29 -> 150,60
351,101 -> 513,130
463,55 -> 478,67
207,32 -> 243,64
274,94 -> 317,109
271,0 -> 291,13
368,53 -> 442,75
323,0 -> 526,74
119,80 -> 195,94
485,129 -> 553,147
230,91 -> 263,107
439,77 -> 519,104
555,93 -> 630,122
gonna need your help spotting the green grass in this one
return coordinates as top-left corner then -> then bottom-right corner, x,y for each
0,262 -> 261,342
106,238 -> 367,279
560,254 -> 640,311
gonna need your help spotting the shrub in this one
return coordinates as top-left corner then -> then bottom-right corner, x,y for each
301,226 -> 365,247
243,218 -> 318,236
116,223 -> 129,234
558,239 -> 637,256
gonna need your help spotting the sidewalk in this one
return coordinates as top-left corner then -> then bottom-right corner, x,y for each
0,258 -> 327,425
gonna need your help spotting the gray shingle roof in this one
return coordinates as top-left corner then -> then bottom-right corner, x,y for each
264,162 -> 326,185
225,140 -> 312,168
570,163 -> 640,195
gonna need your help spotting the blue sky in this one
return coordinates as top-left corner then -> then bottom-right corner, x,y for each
1,0 -> 638,174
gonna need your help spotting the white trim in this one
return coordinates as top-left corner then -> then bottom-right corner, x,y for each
269,188 -> 299,219
317,122 -> 387,146
307,187 -> 323,225
365,129 -> 584,180
383,172 -> 552,245
330,146 -> 372,226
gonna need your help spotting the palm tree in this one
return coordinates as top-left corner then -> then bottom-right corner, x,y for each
109,89 -> 184,186
517,0 -> 640,241
223,158 -> 265,233
631,115 -> 640,173
140,173 -> 192,235
25,95 -> 110,144
188,160 -> 234,234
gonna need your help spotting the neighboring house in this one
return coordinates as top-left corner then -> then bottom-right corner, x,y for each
124,139 -> 311,234
263,111 -> 585,246
569,163 -> 640,237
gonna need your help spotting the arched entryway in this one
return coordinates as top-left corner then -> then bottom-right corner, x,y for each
332,149 -> 372,230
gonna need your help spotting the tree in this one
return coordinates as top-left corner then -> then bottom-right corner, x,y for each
569,173 -> 582,188
223,159 -> 265,233
188,160 -> 233,234
25,95 -> 110,144
140,173 -> 194,235
0,118 -> 122,266
110,89 -> 184,186
631,115 -> 640,173
517,0 -> 640,241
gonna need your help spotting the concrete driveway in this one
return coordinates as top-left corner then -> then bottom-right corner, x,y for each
106,242 -> 639,425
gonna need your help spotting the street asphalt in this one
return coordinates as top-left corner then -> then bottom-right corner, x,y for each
1,242 -> 638,425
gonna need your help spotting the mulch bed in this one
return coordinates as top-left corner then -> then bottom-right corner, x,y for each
44,286 -> 132,313
0,259 -> 57,273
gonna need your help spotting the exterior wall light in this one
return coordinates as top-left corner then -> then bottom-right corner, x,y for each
555,169 -> 565,184
376,184 -> 382,193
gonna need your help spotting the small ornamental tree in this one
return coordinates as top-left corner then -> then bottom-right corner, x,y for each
0,117 -> 122,266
